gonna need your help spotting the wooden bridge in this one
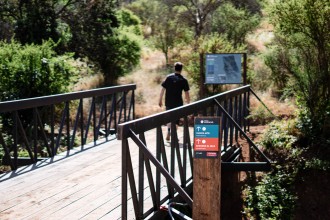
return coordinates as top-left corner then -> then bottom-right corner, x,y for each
0,84 -> 271,219
0,127 -> 186,219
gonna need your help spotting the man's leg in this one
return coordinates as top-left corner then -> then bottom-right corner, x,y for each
166,123 -> 171,141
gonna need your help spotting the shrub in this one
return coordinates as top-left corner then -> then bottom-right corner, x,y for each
247,104 -> 275,125
0,40 -> 77,101
244,167 -> 297,220
262,120 -> 297,150
266,0 -> 330,145
244,118 -> 300,219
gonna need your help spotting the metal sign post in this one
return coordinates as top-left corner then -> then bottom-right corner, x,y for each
193,117 -> 221,220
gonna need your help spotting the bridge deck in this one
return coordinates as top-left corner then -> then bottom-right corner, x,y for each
0,127 -> 182,220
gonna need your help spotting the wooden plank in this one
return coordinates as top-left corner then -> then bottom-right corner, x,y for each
0,136 -> 118,183
0,126 -> 194,219
0,143 -> 120,207
0,140 -> 124,219
3,167 -> 120,218
0,138 -> 118,192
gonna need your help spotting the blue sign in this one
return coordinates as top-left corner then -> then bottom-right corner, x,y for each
205,53 -> 242,84
194,117 -> 220,158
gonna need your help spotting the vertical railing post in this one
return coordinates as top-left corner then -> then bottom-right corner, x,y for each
138,133 -> 145,219
156,127 -> 162,209
238,94 -> 243,136
33,108 -> 38,162
247,90 -> 250,132
170,122 -> 176,178
51,104 -> 55,156
229,98 -> 234,146
234,96 -> 239,142
13,111 -> 18,170
104,96 -> 108,141
132,89 -> 135,120
93,97 -> 97,145
66,101 -> 70,150
223,99 -> 228,150
183,116 -> 188,186
122,138 -> 128,220
243,92 -> 247,132
0,131 -> 15,170
128,90 -> 135,121
114,93 -> 117,132
124,91 -> 127,122
80,99 -> 84,147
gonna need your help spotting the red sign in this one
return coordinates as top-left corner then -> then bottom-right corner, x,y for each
194,117 -> 220,158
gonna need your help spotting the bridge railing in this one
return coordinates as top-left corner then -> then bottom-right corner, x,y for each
118,85 -> 271,219
0,84 -> 136,170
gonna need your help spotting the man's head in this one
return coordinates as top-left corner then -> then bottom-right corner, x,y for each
174,62 -> 183,72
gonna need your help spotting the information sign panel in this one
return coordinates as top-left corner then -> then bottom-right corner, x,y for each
194,117 -> 220,158
205,53 -> 242,84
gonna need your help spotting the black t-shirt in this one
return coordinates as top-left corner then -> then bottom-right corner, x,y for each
161,73 -> 190,109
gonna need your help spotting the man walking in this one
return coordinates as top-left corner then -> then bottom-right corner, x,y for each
159,62 -> 190,141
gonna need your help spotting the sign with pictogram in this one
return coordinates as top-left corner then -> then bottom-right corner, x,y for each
194,117 -> 220,158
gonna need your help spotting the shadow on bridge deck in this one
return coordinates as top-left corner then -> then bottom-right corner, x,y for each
0,125 -> 189,220
0,133 -> 130,219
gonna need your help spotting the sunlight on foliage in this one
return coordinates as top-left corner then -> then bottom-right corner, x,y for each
244,167 -> 297,220
262,120 -> 297,150
0,40 -> 77,101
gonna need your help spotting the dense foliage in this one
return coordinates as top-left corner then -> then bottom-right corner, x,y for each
244,119 -> 299,219
62,1 -> 142,84
244,167 -> 297,220
244,111 -> 330,219
0,0 -> 142,86
0,40 -> 76,101
210,2 -> 260,47
0,0 -> 59,45
265,0 -> 330,145
127,0 -> 194,65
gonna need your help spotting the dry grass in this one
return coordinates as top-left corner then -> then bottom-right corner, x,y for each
73,73 -> 104,91
246,15 -> 274,52
250,90 -> 296,118
117,48 -> 168,117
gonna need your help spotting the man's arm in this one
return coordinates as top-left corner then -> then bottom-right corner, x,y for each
184,91 -> 190,104
159,87 -> 165,107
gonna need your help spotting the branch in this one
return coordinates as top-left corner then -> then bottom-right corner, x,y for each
55,0 -> 80,16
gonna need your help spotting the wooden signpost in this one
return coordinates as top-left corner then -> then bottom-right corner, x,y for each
193,117 -> 221,220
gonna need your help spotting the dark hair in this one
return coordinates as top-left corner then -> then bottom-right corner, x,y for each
174,62 -> 183,72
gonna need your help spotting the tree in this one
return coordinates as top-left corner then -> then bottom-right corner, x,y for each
125,0 -> 160,36
60,0 -> 142,85
163,0 -> 222,39
127,0 -> 193,65
0,0 -> 142,85
0,0 -> 79,45
266,0 -> 330,143
210,2 -> 260,47
227,0 -> 262,14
